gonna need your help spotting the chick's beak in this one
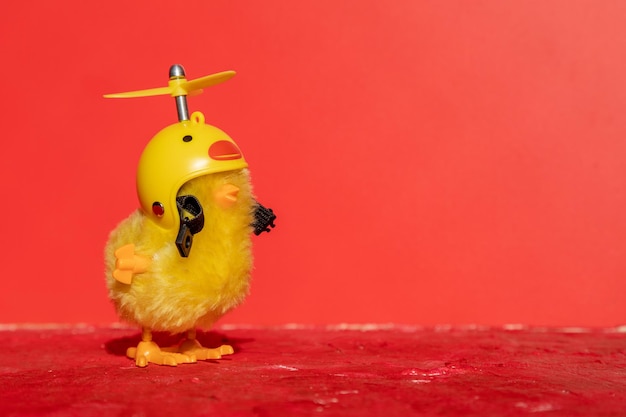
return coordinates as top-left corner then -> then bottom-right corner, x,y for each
215,183 -> 240,208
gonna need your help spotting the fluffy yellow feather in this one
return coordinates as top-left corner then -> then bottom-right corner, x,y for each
105,168 -> 254,366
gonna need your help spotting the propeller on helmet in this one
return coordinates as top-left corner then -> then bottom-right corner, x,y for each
104,65 -> 236,121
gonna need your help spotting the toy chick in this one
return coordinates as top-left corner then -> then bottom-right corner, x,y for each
104,65 -> 275,367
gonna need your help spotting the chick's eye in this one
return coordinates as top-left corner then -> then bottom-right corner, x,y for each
183,135 -> 192,142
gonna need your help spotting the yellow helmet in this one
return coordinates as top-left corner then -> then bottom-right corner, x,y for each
105,64 -> 248,232
137,111 -> 248,231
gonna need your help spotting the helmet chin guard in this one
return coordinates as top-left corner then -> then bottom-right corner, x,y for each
175,195 -> 204,257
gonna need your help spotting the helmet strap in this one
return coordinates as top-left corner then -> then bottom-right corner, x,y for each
175,195 -> 205,257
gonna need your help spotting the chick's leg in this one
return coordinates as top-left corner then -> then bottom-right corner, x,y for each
176,329 -> 234,360
127,328 -> 197,367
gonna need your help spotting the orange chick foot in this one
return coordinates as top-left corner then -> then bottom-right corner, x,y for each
176,338 -> 234,361
127,341 -> 197,367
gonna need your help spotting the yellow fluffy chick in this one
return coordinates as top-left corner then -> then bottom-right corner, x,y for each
105,168 -> 254,367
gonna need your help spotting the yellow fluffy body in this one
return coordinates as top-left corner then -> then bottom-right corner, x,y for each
105,169 -> 254,333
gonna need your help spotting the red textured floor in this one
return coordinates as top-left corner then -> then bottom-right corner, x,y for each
1,325 -> 625,416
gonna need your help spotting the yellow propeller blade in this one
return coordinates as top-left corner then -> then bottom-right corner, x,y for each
183,70 -> 236,93
103,86 -> 171,98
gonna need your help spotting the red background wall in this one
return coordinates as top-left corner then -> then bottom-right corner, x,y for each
1,1 -> 625,327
